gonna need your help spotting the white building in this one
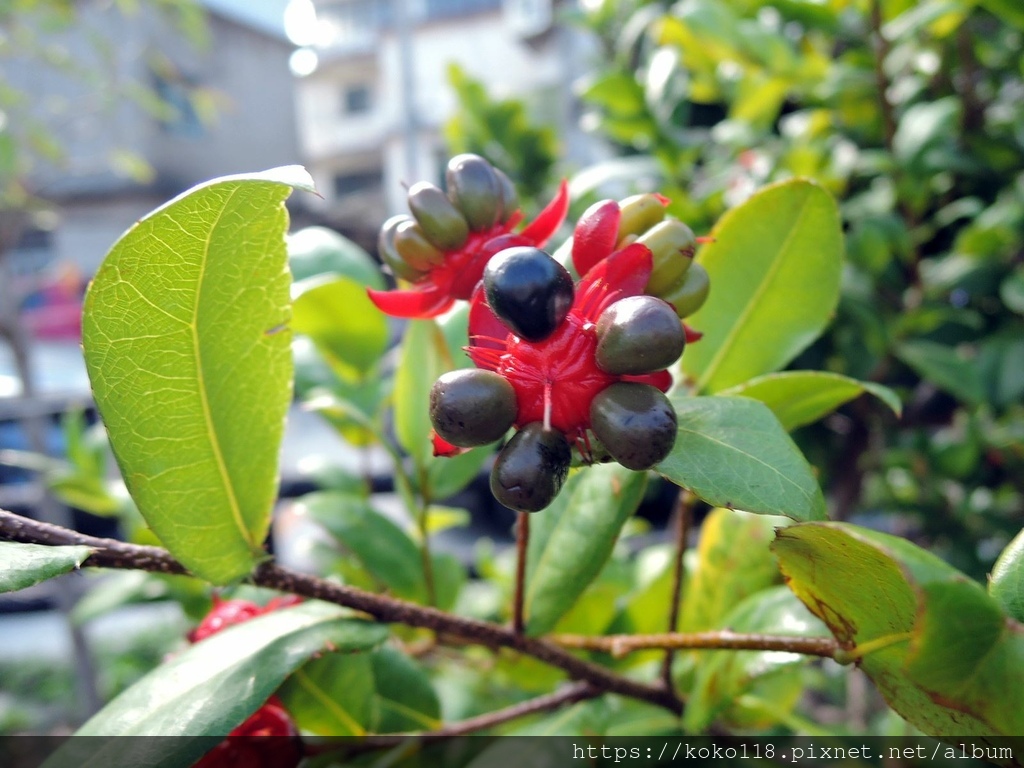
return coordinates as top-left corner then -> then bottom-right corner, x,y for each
291,0 -> 598,241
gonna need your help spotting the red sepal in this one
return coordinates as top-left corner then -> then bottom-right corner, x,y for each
683,323 -> 704,343
367,284 -> 454,318
575,242 -> 653,322
467,283 -> 510,356
572,199 -> 620,277
519,179 -> 569,246
432,431 -> 468,457
450,233 -> 530,300
622,369 -> 673,392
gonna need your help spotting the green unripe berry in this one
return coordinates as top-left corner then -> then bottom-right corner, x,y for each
595,296 -> 685,375
490,423 -> 571,512
407,181 -> 470,251
394,219 -> 446,271
430,369 -> 517,447
378,215 -> 427,282
638,219 -> 697,297
590,383 -> 677,471
616,193 -> 668,243
494,167 -> 520,224
446,154 -> 502,232
661,262 -> 710,318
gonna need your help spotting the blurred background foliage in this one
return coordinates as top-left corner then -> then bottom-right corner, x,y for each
535,0 -> 1024,581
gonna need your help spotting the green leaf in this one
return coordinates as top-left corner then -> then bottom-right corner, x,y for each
719,371 -> 901,430
292,275 -> 388,380
684,586 -> 828,731
680,508 -> 788,634
82,167 -> 313,584
371,646 -> 442,733
525,464 -> 647,636
425,444 -> 490,500
773,522 -> 1024,737
277,652 -> 376,736
680,179 -> 843,393
658,395 -> 827,521
895,340 -> 985,405
1000,267 -> 1024,314
287,225 -> 384,288
0,542 -> 92,593
991,528 -> 1024,623
298,492 -> 426,601
50,602 -> 384,764
394,319 -> 452,466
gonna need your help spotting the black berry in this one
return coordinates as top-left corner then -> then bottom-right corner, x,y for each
589,383 -> 677,470
490,423 -> 571,512
595,295 -> 685,375
430,369 -> 517,447
483,246 -> 574,342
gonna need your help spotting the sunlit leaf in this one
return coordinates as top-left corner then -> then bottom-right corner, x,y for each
82,167 -> 314,584
0,541 -> 92,593
680,180 -> 843,393
658,395 -> 826,520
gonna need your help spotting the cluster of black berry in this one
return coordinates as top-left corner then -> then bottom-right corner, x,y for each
429,245 -> 686,513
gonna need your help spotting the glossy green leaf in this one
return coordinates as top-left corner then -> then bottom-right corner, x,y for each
680,508 -> 788,633
991,528 -> 1024,623
50,602 -> 384,766
287,225 -> 384,288
425,444 -> 491,500
82,167 -> 314,584
658,395 -> 827,521
680,179 -> 843,393
277,652 -> 376,736
774,522 -> 1024,736
719,371 -> 901,430
292,275 -> 388,380
394,319 -> 452,466
0,542 -> 92,593
525,464 -> 647,636
371,646 -> 442,733
684,585 -> 828,731
895,340 -> 985,405
298,492 -> 425,601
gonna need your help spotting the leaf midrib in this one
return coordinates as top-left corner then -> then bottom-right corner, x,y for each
696,188 -> 815,392
191,185 -> 253,550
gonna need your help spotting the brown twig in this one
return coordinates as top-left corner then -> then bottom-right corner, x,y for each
512,511 -> 529,635
307,680 -> 600,755
659,489 -> 694,691
0,508 -> 681,714
552,630 -> 839,660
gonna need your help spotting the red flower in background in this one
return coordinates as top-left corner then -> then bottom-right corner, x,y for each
190,597 -> 304,768
367,180 -> 569,319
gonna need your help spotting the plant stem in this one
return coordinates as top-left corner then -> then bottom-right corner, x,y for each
660,489 -> 693,691
416,475 -> 437,607
0,508 -> 681,714
551,630 -> 839,659
512,511 -> 529,634
307,681 -> 599,754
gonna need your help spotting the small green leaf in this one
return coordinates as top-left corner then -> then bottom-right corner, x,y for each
50,602 -> 384,764
680,508 -> 788,634
680,179 -> 843,393
287,225 -> 384,288
895,340 -> 985,405
82,167 -> 313,584
525,464 -> 646,636
278,653 -> 376,736
394,319 -> 452,466
371,646 -> 442,733
658,395 -> 826,521
684,586 -> 828,732
298,492 -> 426,601
292,275 -> 388,380
774,522 -> 1024,737
719,371 -> 901,430
0,542 -> 92,593
991,529 -> 1024,623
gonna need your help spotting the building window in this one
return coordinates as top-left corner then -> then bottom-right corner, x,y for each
332,169 -> 381,198
152,73 -> 204,137
343,84 -> 372,115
